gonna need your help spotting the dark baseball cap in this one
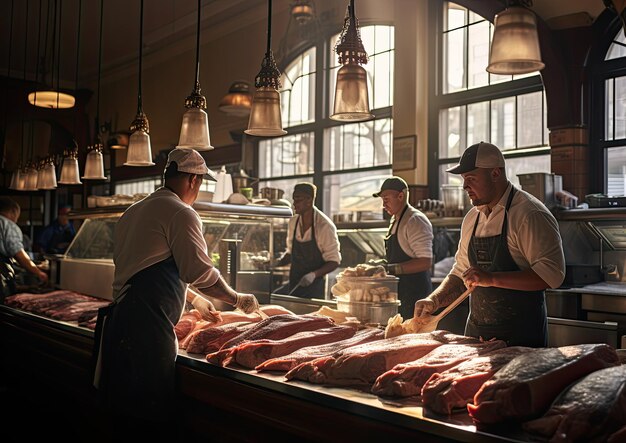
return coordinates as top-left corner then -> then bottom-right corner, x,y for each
373,176 -> 408,197
446,142 -> 505,174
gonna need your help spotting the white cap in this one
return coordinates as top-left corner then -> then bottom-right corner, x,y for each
165,148 -> 217,181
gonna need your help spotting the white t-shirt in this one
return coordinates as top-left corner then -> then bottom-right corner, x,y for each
285,207 -> 341,264
450,183 -> 565,289
112,187 -> 220,295
388,204 -> 433,260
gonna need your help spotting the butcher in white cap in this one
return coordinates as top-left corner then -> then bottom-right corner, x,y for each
94,147 -> 259,438
414,142 -> 565,348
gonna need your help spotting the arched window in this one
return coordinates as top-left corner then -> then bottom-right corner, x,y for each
591,26 -> 626,195
431,2 -> 550,193
258,24 -> 394,220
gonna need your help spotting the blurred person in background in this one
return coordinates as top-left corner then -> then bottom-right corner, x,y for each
37,205 -> 76,255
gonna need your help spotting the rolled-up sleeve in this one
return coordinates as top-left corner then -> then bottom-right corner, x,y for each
316,214 -> 341,264
514,209 -> 565,289
403,215 -> 433,259
4,222 -> 24,257
168,207 -> 221,288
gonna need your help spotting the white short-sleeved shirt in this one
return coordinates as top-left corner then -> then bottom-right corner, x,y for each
450,183 -> 565,289
285,207 -> 341,264
388,204 -> 433,259
112,187 -> 221,295
0,215 -> 24,258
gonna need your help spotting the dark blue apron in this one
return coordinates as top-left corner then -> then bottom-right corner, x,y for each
93,256 -> 186,421
385,205 -> 432,319
465,187 -> 547,347
288,214 -> 326,299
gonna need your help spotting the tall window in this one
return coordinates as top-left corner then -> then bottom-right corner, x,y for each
433,2 -> 550,191
258,25 -> 395,219
593,27 -> 626,195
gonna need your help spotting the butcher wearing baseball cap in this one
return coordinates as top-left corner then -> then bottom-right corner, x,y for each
372,176 -> 408,197
165,147 -> 217,181
446,141 -> 505,174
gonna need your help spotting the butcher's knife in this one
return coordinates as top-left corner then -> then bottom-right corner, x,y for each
288,283 -> 301,296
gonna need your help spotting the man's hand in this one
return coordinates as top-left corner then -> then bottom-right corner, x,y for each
234,293 -> 260,314
35,268 -> 48,284
414,298 -> 437,319
462,265 -> 493,289
386,263 -> 402,276
191,295 -> 221,322
298,272 -> 316,287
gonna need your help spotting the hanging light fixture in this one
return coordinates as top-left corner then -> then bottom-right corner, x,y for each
291,0 -> 315,25
12,0 -> 30,191
5,0 -> 21,190
28,0 -> 75,109
245,0 -> 287,137
177,0 -> 213,151
125,0 -> 154,166
108,131 -> 130,150
486,0 -> 544,75
37,157 -> 57,190
83,0 -> 107,179
218,81 -> 253,117
330,0 -> 374,122
23,162 -> 39,191
59,0 -> 83,185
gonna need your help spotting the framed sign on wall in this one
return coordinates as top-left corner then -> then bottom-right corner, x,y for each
392,135 -> 416,171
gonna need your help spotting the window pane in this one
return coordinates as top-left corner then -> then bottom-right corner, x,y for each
490,96 -> 516,150
258,132 -> 315,178
323,170 -> 391,219
467,101 -> 489,146
606,28 -> 626,60
517,91 -> 544,148
324,118 -> 392,171
281,47 -> 316,127
607,78 -> 615,141
616,76 -> 626,139
443,27 -> 466,93
439,106 -> 466,159
607,146 -> 626,195
467,21 -> 490,89
445,2 -> 466,31
373,50 -> 393,109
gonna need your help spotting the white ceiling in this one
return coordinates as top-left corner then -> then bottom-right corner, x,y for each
0,0 -> 613,89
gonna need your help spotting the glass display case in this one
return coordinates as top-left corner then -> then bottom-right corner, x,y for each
57,202 -> 292,303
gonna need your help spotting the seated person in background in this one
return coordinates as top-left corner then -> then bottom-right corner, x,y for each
37,206 -> 76,254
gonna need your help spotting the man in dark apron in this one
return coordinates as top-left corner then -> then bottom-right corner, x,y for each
413,142 -> 565,347
373,177 -> 433,319
37,206 -> 76,254
93,148 -> 260,439
276,183 -> 341,299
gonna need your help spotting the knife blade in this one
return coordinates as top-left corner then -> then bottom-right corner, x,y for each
288,283 -> 301,296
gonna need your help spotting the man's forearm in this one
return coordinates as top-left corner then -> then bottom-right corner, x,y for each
313,261 -> 339,279
14,250 -> 39,276
196,275 -> 238,306
429,274 -> 466,309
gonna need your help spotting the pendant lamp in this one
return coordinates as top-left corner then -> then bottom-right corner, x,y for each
291,0 -> 315,25
219,81 -> 253,118
38,157 -> 57,190
59,148 -> 82,185
125,0 -> 154,166
5,0 -> 20,190
59,0 -> 83,185
486,1 -> 544,75
330,0 -> 373,122
23,163 -> 39,191
13,0 -> 29,191
28,0 -> 75,109
9,169 -> 25,190
83,0 -> 107,179
177,0 -> 213,151
245,0 -> 287,137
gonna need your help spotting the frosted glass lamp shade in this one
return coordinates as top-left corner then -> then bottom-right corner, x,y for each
24,168 -> 39,191
38,164 -> 58,189
9,170 -> 25,190
244,87 -> 287,137
330,64 -> 374,122
35,168 -> 44,189
486,6 -> 544,75
28,90 -> 76,109
124,130 -> 155,166
178,108 -> 214,151
82,150 -> 107,180
59,157 -> 82,185
218,81 -> 253,117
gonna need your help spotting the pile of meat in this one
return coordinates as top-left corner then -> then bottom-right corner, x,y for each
176,309 -> 626,442
4,290 -> 110,329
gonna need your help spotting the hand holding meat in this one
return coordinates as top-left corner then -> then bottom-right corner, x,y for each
191,295 -> 221,322
462,265 -> 492,289
414,298 -> 437,319
234,293 -> 260,314
298,272 -> 316,287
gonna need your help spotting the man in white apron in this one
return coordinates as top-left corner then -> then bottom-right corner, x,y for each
93,148 -> 259,439
414,142 -> 565,347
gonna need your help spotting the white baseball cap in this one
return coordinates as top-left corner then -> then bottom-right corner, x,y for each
165,148 -> 217,181
446,142 -> 505,174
